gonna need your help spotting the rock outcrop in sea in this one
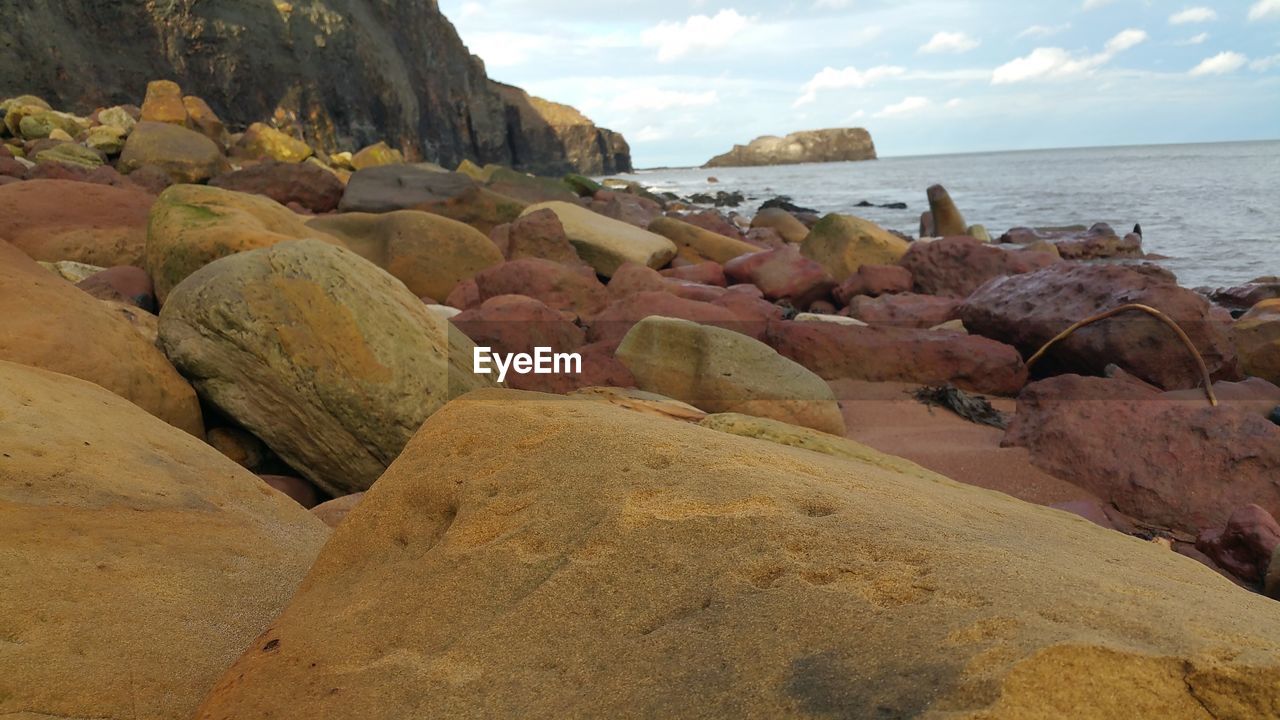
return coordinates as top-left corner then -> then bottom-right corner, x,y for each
704,128 -> 876,168
0,0 -> 631,175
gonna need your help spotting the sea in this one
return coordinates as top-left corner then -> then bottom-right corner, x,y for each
612,140 -> 1280,290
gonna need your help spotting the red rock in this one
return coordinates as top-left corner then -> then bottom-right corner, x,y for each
0,155 -> 27,179
744,227 -> 787,249
75,265 -> 156,311
899,236 -> 1059,298
607,262 -> 668,298
1004,374 -> 1280,534
1196,505 -> 1280,585
587,291 -> 766,344
208,160 -> 344,213
589,190 -> 663,228
661,262 -> 726,286
259,475 -> 322,509
505,339 -> 635,394
833,264 -> 913,304
1206,278 -> 1280,313
444,278 -> 480,310
998,223 -> 1143,260
723,245 -> 834,309
0,179 -> 154,267
959,263 -> 1240,390
766,319 -> 1027,395
463,258 -> 608,318
451,295 -> 585,359
679,209 -> 740,239
24,161 -> 137,190
490,208 -> 582,266
846,293 -> 960,329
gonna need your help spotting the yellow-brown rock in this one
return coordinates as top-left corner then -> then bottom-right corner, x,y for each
183,95 -> 228,146
118,121 -> 227,183
0,240 -> 202,434
801,213 -> 910,282
158,239 -> 496,495
0,360 -> 329,720
751,207 -> 810,244
306,210 -> 504,302
648,215 -> 760,264
139,79 -> 189,125
0,179 -> 154,267
522,200 -> 677,277
195,389 -> 1280,719
1233,298 -> 1280,385
145,184 -> 342,303
232,122 -> 314,163
351,141 -> 405,170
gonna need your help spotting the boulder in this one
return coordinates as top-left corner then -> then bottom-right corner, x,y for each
465,258 -> 609,317
490,207 -> 582,265
139,79 -> 188,125
723,245 -> 835,308
704,127 -> 876,166
588,291 -> 772,345
339,166 -> 476,213
833,264 -> 912,304
231,122 -> 314,163
750,207 -> 809,244
415,185 -> 528,236
1231,299 -> 1280,385
801,213 -> 910,282
146,183 -> 342,303
0,240 -> 202,434
451,294 -> 586,361
846,293 -> 961,329
118,121 -> 227,183
998,224 -> 1143,260
569,386 -> 706,422
767,319 -> 1027,396
1196,505 -> 1280,586
35,141 -> 105,169
589,190 -> 664,228
699,412 -> 923,472
899,236 -> 1060,298
1005,374 -> 1280,534
311,492 -> 366,528
76,265 -> 157,311
206,426 -> 271,471
959,263 -> 1240,390
509,339 -> 635,394
662,261 -> 726,286
649,215 -> 760,265
617,316 -> 844,434
183,95 -> 228,145
1206,278 -> 1280,313
307,210 -> 503,302
259,474 -> 323,509
0,179 -> 154,266
209,160 -> 345,213
926,184 -> 967,237
194,388 -> 1280,720
0,360 -> 328,720
682,208 -> 743,239
523,201 -> 676,277
158,239 -> 495,495
350,141 -> 405,170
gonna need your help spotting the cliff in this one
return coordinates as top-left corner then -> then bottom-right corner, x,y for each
0,0 -> 630,175
491,83 -> 632,176
704,128 -> 876,168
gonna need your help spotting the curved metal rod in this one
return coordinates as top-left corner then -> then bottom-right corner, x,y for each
1026,303 -> 1218,407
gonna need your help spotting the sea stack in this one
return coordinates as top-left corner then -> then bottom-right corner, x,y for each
704,128 -> 876,168
927,184 -> 968,237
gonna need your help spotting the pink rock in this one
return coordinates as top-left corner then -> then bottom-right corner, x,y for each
744,227 -> 787,249
490,208 -> 582,265
208,160 -> 344,213
587,291 -> 767,344
76,265 -> 156,311
766,319 -> 1027,395
834,264 -> 913,304
506,339 -> 635,394
680,209 -> 740,239
899,236 -> 1059,298
464,258 -> 608,318
259,474 -> 322,509
451,294 -> 585,359
590,190 -> 663,228
723,245 -> 834,309
1196,505 -> 1280,585
846,293 -> 960,329
661,262 -> 726,287
998,223 -> 1143,260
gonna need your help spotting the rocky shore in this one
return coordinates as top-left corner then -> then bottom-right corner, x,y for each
4,80 -> 1280,719
705,127 -> 877,167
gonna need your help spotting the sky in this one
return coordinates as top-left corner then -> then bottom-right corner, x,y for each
438,0 -> 1280,167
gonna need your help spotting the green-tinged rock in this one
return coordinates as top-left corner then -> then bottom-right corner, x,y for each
649,215 -> 760,264
564,173 -> 602,197
158,239 -> 497,495
801,213 -> 910,282
18,110 -> 85,140
351,141 -> 404,170
306,210 -> 503,301
3,96 -> 51,135
119,121 -> 227,183
456,158 -> 489,181
0,359 -> 327,720
416,185 -> 528,236
232,122 -> 313,163
616,315 -> 846,435
97,105 -> 138,134
522,200 -> 676,276
145,184 -> 343,303
967,224 -> 991,242
34,142 -> 105,169
85,124 -> 127,154
699,412 -> 921,474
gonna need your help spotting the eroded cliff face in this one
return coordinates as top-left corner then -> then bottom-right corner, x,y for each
491,82 -> 632,176
0,0 -> 629,175
705,128 -> 876,168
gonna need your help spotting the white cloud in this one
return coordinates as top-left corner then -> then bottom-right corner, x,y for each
919,31 -> 980,54
1251,54 -> 1280,71
992,28 -> 1147,84
463,31 -> 554,68
945,98 -> 964,109
459,2 -> 484,18
847,109 -> 867,120
874,96 -> 931,118
1177,32 -> 1210,45
1082,0 -> 1115,10
1189,51 -> 1248,76
1249,0 -> 1280,21
793,65 -> 906,106
1018,23 -> 1071,38
813,0 -> 851,7
611,88 -> 719,112
641,10 -> 753,62
1169,7 -> 1217,24
633,126 -> 670,142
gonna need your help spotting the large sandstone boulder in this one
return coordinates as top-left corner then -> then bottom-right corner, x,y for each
158,239 -> 495,495
195,388 -> 1280,719
959,263 -> 1240,390
801,213 -> 910,282
588,291 -> 768,345
648,215 -> 760,264
845,293 -> 961,329
899,236 -> 1059,298
208,160 -> 345,213
339,166 -> 476,213
146,183 -> 342,303
307,210 -> 503,302
0,360 -> 328,720
723,245 -> 835,308
231,122 -> 314,163
750,207 -> 810,244
415,185 -> 528,236
616,316 -> 845,434
1005,374 -> 1280,534
461,258 -> 609,317
704,127 -> 876,167
1231,299 -> 1280,385
0,240 -> 202,434
0,179 -> 154,266
118,120 -> 226,183
767,319 -> 1027,396
523,201 -> 677,277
